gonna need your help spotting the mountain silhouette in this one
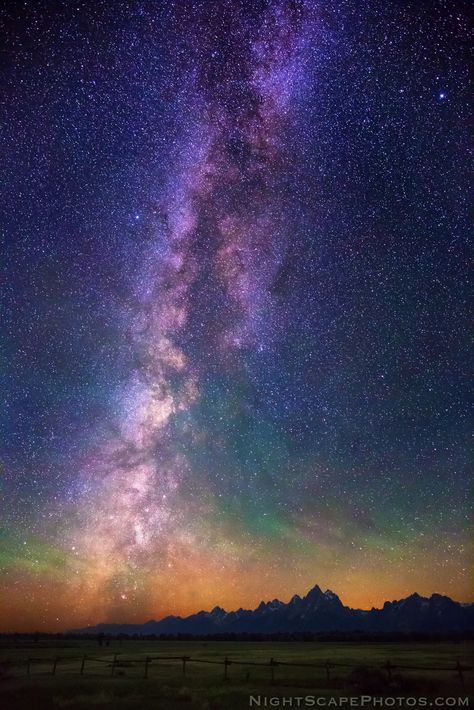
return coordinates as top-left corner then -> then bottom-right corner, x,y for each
71,584 -> 474,635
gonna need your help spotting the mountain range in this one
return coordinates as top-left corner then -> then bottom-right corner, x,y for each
71,585 -> 474,635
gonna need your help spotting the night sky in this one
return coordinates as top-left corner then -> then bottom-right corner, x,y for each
1,0 -> 471,632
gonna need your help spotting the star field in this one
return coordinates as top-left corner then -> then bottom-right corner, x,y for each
0,0 -> 471,631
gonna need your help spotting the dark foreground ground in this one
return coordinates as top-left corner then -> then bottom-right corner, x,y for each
0,639 -> 472,709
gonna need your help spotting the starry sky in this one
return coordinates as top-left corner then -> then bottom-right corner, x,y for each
1,0 -> 471,632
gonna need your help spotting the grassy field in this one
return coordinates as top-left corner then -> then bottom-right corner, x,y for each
0,639 -> 472,709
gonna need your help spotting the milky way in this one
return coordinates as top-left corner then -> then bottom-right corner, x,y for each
1,0 -> 471,630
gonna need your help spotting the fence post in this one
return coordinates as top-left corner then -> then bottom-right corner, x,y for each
80,655 -> 86,675
144,656 -> 149,679
224,656 -> 229,680
182,656 -> 187,677
456,659 -> 465,688
111,653 -> 118,677
385,660 -> 392,682
52,656 -> 59,675
270,658 -> 276,685
325,661 -> 331,682
26,658 -> 31,676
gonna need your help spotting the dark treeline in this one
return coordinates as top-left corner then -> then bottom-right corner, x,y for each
1,630 -> 473,646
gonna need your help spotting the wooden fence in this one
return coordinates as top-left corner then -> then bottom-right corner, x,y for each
21,654 -> 473,687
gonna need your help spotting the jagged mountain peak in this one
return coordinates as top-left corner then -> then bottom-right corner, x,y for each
289,594 -> 302,605
304,584 -> 323,599
405,592 -> 423,601
257,598 -> 284,611
302,585 -> 343,609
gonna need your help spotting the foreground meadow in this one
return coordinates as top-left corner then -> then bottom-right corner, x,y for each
0,639 -> 472,709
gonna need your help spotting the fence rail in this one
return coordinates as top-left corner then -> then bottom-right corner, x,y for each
19,653 -> 473,686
